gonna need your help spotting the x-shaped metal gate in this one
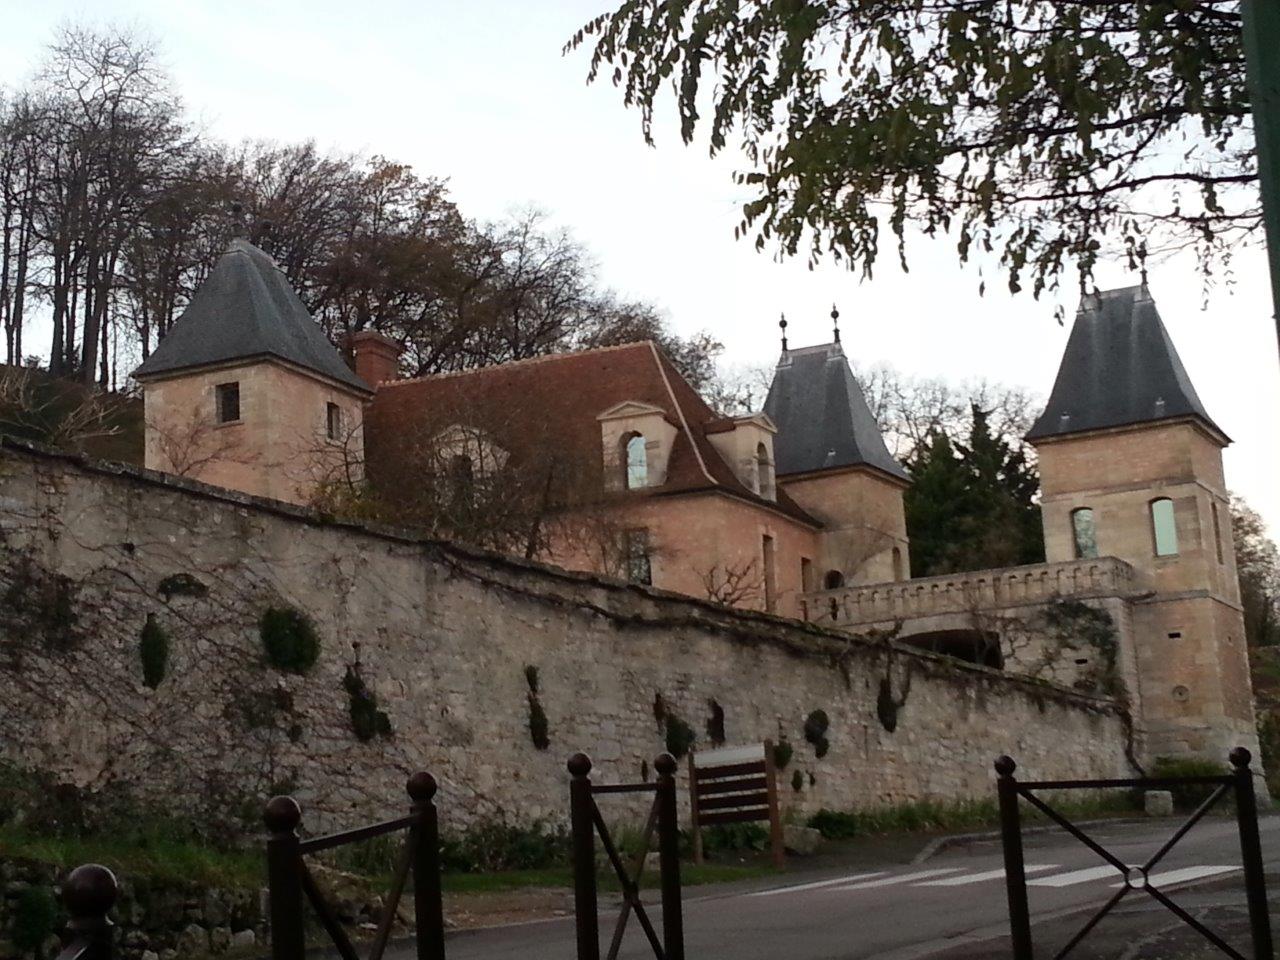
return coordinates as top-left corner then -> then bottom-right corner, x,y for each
996,748 -> 1273,960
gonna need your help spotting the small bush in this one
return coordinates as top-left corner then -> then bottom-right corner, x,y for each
808,809 -> 860,840
139,614 -> 169,688
701,822 -> 768,855
259,606 -> 320,673
804,709 -> 831,758
791,769 -> 804,792
665,714 -> 696,759
1149,756 -> 1229,810
440,818 -> 569,872
12,886 -> 59,953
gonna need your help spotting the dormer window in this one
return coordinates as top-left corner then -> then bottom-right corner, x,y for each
755,442 -> 775,500
624,433 -> 648,489
215,382 -> 240,424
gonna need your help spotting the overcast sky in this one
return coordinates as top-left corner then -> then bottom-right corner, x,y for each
4,0 -> 1278,535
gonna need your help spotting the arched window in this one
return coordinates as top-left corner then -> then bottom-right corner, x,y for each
1151,497 -> 1179,556
823,569 -> 845,590
1071,507 -> 1098,559
755,442 -> 775,499
623,433 -> 648,489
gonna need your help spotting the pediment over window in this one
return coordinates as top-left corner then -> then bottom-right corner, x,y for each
596,400 -> 670,422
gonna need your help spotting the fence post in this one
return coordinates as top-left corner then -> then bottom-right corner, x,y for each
655,753 -> 686,960
264,795 -> 306,960
995,756 -> 1034,960
408,772 -> 446,960
61,864 -> 118,960
1230,748 -> 1274,960
568,753 -> 600,960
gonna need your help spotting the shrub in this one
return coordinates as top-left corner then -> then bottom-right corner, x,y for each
259,606 -> 320,673
1149,756 -> 1229,810
791,769 -> 804,792
440,818 -> 569,872
12,886 -> 59,953
808,809 -> 860,840
804,709 -> 831,758
139,614 -> 169,688
772,740 -> 793,770
701,822 -> 768,855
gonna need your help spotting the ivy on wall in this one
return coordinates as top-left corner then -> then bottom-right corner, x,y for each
260,607 -> 320,674
772,740 -> 793,770
525,665 -> 550,750
706,699 -> 726,746
4,554 -> 79,651
804,709 -> 831,758
342,666 -> 392,742
139,614 -> 169,689
1037,599 -> 1122,696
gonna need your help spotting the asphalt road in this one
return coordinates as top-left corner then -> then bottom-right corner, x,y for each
427,815 -> 1280,960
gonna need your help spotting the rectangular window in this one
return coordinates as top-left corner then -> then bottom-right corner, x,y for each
215,382 -> 240,424
800,557 -> 813,593
1151,498 -> 1179,556
1212,501 -> 1224,564
326,402 -> 342,441
624,529 -> 652,585
762,534 -> 777,613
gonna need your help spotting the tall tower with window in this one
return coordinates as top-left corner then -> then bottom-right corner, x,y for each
133,239 -> 373,504
1027,285 -> 1256,764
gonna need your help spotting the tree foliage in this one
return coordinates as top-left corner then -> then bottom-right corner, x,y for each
1233,495 -> 1280,647
904,405 -> 1043,576
568,2 -> 1257,300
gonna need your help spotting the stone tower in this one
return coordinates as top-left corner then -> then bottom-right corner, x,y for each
133,239 -> 373,505
1027,285 -> 1257,763
764,320 -> 911,588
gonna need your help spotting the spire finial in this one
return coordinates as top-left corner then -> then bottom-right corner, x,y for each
831,303 -> 841,344
229,201 -> 248,239
779,313 -> 789,353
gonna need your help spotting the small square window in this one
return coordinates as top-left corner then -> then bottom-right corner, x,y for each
215,382 -> 240,424
326,402 -> 342,441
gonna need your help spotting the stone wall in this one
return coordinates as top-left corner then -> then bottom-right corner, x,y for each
0,439 -> 1136,834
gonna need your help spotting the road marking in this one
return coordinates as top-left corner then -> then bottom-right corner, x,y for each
915,864 -> 1060,887
1110,865 -> 1239,888
748,872 -> 887,897
832,868 -> 962,891
1029,865 -> 1124,888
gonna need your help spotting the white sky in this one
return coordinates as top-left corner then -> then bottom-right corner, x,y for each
3,0 -> 1277,534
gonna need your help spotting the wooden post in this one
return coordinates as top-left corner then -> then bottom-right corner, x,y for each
264,796 -> 306,960
568,753 -> 600,960
655,753 -> 685,960
407,773 -> 446,960
60,864 -> 119,960
763,739 -> 785,870
687,751 -> 704,866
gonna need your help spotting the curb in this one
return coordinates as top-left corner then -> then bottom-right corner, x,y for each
910,816 -> 1158,864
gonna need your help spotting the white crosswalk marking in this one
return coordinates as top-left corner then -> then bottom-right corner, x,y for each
748,872 -> 886,897
916,864 -> 1060,887
1110,865 -> 1239,888
832,868 -> 962,891
1029,865 -> 1124,888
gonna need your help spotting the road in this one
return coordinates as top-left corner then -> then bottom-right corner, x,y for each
427,815 -> 1280,960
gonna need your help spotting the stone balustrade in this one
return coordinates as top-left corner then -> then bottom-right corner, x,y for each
800,556 -> 1139,626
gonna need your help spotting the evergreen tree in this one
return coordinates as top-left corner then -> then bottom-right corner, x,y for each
905,406 -> 1044,577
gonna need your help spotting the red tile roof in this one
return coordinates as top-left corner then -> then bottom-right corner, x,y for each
364,341 -> 818,525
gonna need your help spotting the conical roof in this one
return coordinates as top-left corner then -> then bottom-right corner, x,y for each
1026,285 -> 1225,443
133,239 -> 369,394
763,342 -> 909,482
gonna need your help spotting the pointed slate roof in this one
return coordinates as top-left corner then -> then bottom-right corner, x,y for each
132,239 -> 370,394
1025,285 -> 1226,443
763,342 -> 909,482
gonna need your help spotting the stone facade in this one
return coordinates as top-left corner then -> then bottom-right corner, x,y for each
0,439 -> 1132,833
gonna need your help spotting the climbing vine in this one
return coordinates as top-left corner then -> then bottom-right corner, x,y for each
1036,599 -> 1122,697
139,614 -> 169,689
706,698 -> 726,746
525,665 -> 550,750
342,665 -> 393,742
259,606 -> 320,674
803,709 -> 831,758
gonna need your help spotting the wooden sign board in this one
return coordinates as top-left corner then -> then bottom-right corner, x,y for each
688,740 -> 785,869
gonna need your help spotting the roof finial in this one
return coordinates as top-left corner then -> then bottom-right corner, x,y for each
779,313 -> 789,353
831,303 -> 841,344
229,201 -> 248,240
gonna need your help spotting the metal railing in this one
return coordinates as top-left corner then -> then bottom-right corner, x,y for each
569,752 -> 684,960
265,772 -> 446,960
996,747 -> 1273,960
54,864 -> 119,960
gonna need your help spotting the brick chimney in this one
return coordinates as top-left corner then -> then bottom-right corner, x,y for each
346,330 -> 403,387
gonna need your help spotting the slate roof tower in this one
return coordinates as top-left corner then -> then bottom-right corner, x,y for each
1028,284 -> 1255,764
764,311 -> 911,587
134,238 -> 372,505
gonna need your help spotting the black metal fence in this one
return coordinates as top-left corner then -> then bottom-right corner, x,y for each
53,864 -> 119,960
264,772 -> 446,960
996,746 -> 1273,960
569,751 -> 685,960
